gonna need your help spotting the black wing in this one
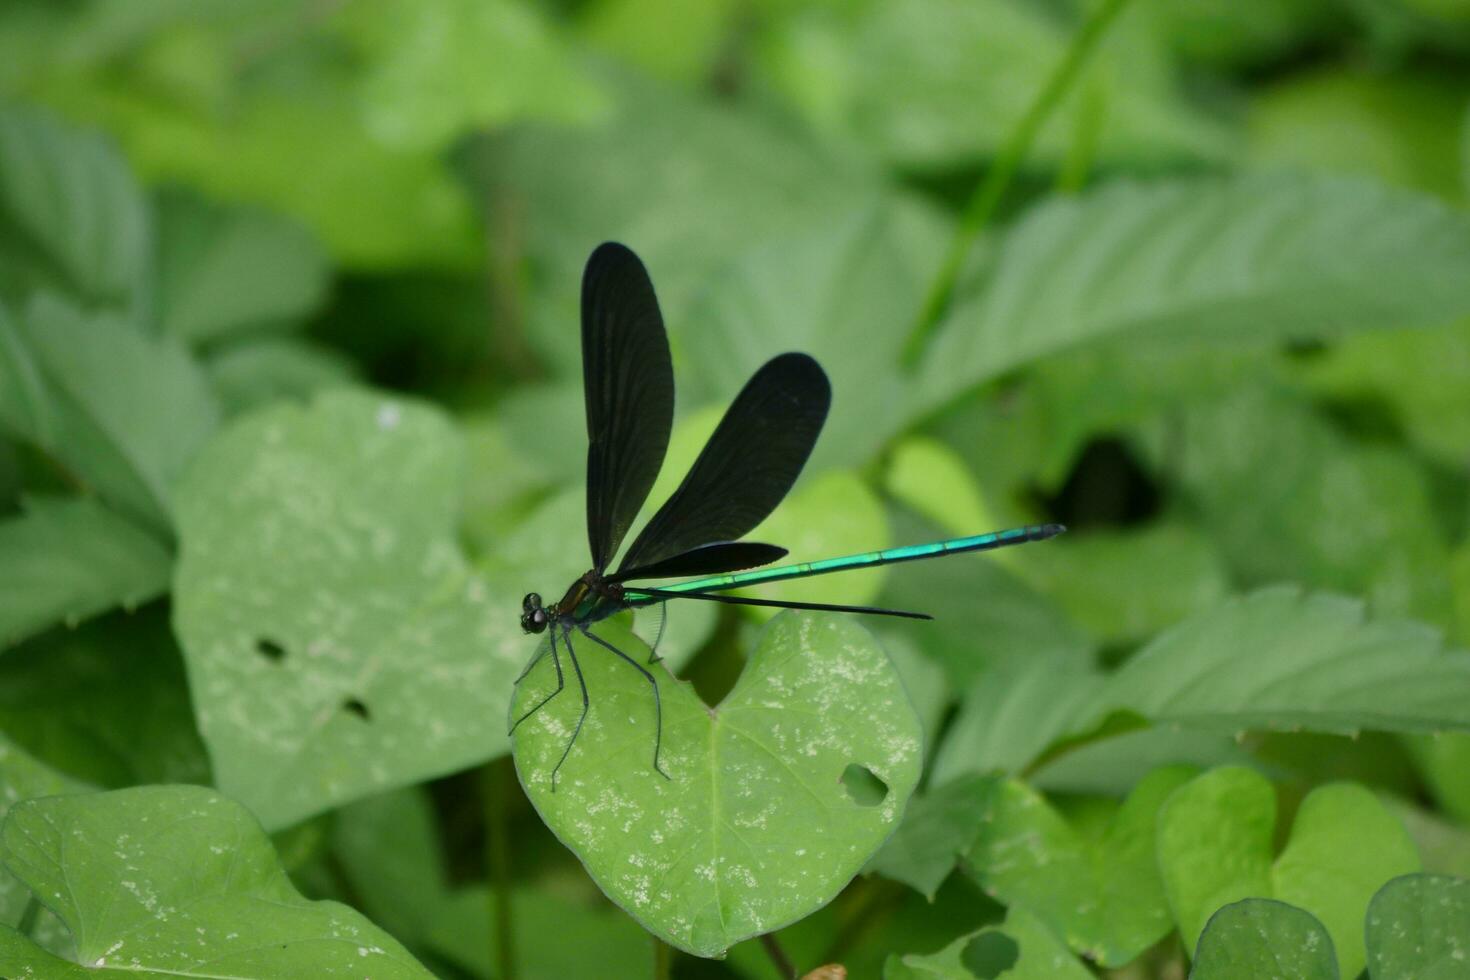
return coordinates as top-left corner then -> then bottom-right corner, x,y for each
610,541 -> 787,583
616,352 -> 829,575
581,243 -> 674,572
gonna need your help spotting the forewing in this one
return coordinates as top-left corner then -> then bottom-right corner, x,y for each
581,242 -> 674,571
616,352 -> 829,573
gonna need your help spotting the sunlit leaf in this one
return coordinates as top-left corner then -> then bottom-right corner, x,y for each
0,495 -> 170,648
1158,766 -> 1419,977
0,785 -> 437,978
511,613 -> 923,956
173,389 -> 524,829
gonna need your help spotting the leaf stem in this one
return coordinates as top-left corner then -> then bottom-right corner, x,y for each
484,758 -> 517,980
761,932 -> 796,979
652,936 -> 672,980
901,0 -> 1134,366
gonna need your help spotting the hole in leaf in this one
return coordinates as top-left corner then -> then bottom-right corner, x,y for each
342,697 -> 371,721
841,764 -> 887,807
255,637 -> 287,663
961,931 -> 1019,978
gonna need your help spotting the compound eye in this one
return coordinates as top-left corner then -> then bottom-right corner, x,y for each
522,592 -> 541,612
533,609 -> 547,625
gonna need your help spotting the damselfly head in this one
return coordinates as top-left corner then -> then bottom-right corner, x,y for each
520,592 -> 548,634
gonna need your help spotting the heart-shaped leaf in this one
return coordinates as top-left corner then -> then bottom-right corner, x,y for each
1158,766 -> 1420,978
883,907 -> 1092,980
0,785 -> 435,978
173,389 -> 525,829
961,766 -> 1195,966
1191,899 -> 1338,980
1365,874 -> 1470,979
511,613 -> 923,957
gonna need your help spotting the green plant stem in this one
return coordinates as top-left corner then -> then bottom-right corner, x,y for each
901,0 -> 1134,366
18,895 -> 40,937
761,932 -> 796,979
485,758 -> 516,980
653,936 -> 672,980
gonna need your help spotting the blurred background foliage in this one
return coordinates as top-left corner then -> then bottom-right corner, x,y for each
2,0 -> 1470,976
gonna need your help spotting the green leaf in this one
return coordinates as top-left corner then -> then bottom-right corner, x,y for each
204,336 -> 359,416
1293,319 -> 1470,469
681,205 -> 947,467
884,437 -> 997,542
0,785 -> 436,978
338,0 -> 605,152
1249,68 -> 1469,202
1366,874 -> 1470,979
918,175 -> 1470,416
0,296 -> 220,536
1098,587 -> 1470,738
579,0 -> 735,83
883,907 -> 1092,980
1405,733 -> 1470,825
173,389 -> 525,829
877,510 -> 1093,691
0,608 -> 210,788
0,105 -> 150,313
511,613 -> 923,957
155,189 -> 329,343
332,785 -> 651,979
35,38 -> 480,269
1191,899 -> 1338,980
868,774 -> 1000,900
0,495 -> 170,648
475,70 -> 906,374
961,767 -> 1193,966
737,468 -> 891,618
0,734 -> 86,953
761,0 -> 1230,172
1158,767 -> 1419,977
1018,523 -> 1231,646
930,656 -> 1103,784
1149,387 -> 1453,625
